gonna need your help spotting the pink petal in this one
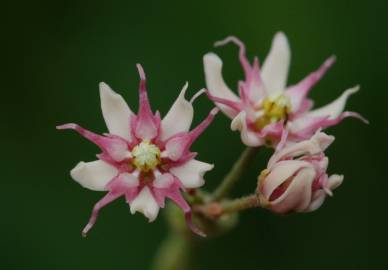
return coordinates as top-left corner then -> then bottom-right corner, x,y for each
285,56 -> 336,113
203,53 -> 241,118
154,181 -> 205,237
165,108 -> 219,161
56,123 -> 130,162
160,82 -> 193,141
82,192 -> 122,237
261,32 -> 290,95
99,82 -> 133,142
134,64 -> 160,140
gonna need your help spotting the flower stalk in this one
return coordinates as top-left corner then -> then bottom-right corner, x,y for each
211,147 -> 259,202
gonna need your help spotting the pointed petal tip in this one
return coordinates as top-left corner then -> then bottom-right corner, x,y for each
56,123 -> 76,130
189,88 -> 206,104
136,63 -> 146,80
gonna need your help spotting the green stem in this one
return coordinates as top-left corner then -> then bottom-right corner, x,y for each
220,194 -> 260,215
211,147 -> 259,202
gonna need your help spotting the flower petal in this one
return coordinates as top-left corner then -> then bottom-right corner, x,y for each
170,159 -> 214,189
70,160 -> 118,191
164,108 -> 218,161
306,85 -> 360,119
153,172 -> 175,189
160,82 -> 193,141
130,187 -> 160,222
285,56 -> 336,113
261,160 -> 313,200
327,174 -> 344,190
231,111 -> 264,147
203,53 -> 241,118
99,82 -> 133,142
261,32 -> 291,95
134,64 -> 159,140
271,166 -> 316,213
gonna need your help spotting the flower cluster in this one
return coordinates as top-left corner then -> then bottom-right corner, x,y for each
58,32 -> 366,237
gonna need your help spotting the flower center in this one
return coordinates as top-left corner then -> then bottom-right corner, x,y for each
131,140 -> 161,172
255,94 -> 291,130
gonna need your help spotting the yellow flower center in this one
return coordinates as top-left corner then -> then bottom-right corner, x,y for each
132,140 -> 161,172
255,94 -> 291,130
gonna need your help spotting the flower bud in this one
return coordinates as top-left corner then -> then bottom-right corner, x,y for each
257,132 -> 343,214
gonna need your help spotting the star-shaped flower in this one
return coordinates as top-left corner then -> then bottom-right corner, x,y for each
203,32 -> 367,147
58,64 -> 218,236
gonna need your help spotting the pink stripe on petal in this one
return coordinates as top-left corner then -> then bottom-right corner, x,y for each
215,36 -> 251,77
165,108 -> 219,161
205,90 -> 242,114
82,192 -> 122,237
286,56 -> 336,113
135,64 -> 159,140
57,123 -> 129,161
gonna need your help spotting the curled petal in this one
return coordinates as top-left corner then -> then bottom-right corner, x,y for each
285,56 -> 336,112
82,192 -> 122,237
270,167 -> 316,213
231,111 -> 264,147
260,160 -> 313,199
99,82 -> 133,142
135,64 -> 159,140
214,36 -> 251,76
57,123 -> 130,162
130,187 -> 160,222
160,82 -> 193,141
268,131 -> 334,167
170,159 -> 214,189
165,108 -> 218,161
70,160 -> 118,191
203,53 -> 241,118
261,32 -> 291,95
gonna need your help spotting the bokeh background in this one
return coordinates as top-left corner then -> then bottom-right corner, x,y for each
2,0 -> 387,269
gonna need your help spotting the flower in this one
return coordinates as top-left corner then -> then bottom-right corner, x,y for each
257,131 -> 343,214
57,64 -> 218,236
203,32 -> 367,147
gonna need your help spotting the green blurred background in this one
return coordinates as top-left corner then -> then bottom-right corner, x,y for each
2,0 -> 387,269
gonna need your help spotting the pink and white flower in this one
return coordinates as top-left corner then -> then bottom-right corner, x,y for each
203,32 -> 367,147
57,64 -> 218,236
257,131 -> 343,214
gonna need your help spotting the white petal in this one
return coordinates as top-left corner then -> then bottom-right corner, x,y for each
306,86 -> 359,119
261,32 -> 291,94
170,159 -> 214,189
231,111 -> 264,147
203,53 -> 241,118
328,174 -> 344,190
99,82 -> 133,141
70,160 -> 118,191
160,83 -> 193,141
130,187 -> 160,222
306,190 -> 326,212
262,160 -> 313,199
